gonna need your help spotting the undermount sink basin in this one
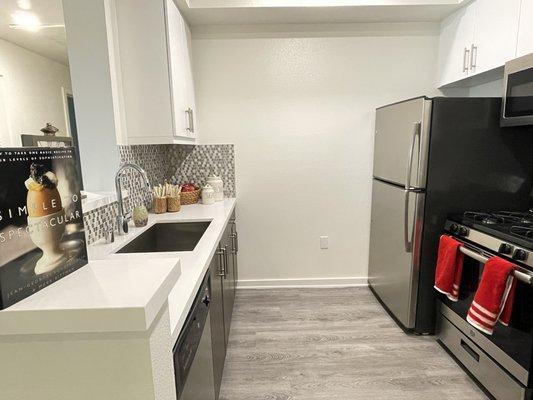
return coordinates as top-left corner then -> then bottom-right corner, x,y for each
116,221 -> 211,253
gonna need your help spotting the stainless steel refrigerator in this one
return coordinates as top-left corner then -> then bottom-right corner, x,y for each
368,96 -> 533,334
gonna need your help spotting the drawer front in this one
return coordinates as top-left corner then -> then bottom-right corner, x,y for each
439,315 -> 526,400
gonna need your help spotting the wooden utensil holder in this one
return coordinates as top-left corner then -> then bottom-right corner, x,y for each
167,196 -> 181,212
153,197 -> 167,214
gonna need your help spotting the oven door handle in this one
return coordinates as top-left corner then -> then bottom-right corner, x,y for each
458,245 -> 533,285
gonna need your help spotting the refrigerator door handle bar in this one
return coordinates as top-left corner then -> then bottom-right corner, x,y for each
404,122 -> 421,252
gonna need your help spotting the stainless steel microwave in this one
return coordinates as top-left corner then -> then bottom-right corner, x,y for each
501,52 -> 533,127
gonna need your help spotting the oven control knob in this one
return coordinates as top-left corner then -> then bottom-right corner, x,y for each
498,243 -> 513,255
449,223 -> 459,234
513,249 -> 528,262
458,226 -> 469,237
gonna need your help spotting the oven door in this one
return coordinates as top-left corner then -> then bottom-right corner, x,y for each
438,242 -> 533,386
502,53 -> 533,127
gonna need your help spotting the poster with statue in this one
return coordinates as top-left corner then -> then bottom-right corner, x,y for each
0,147 -> 87,309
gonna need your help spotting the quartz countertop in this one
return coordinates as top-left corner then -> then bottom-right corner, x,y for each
89,198 -> 237,342
0,257 -> 181,336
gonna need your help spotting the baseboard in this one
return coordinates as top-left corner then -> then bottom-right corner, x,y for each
236,277 -> 368,289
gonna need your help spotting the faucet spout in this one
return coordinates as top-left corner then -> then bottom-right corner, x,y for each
115,163 -> 151,235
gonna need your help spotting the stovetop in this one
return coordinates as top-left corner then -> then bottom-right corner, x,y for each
449,210 -> 533,251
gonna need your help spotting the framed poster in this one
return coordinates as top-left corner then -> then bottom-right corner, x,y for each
0,147 -> 88,309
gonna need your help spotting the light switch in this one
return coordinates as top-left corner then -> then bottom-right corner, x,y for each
320,236 -> 329,249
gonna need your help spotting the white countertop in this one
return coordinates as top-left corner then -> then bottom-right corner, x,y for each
0,257 -> 181,336
89,198 -> 236,342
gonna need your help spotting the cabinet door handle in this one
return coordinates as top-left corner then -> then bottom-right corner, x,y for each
216,247 -> 225,277
185,108 -> 194,133
463,47 -> 470,73
470,44 -> 477,70
230,232 -> 238,255
223,245 -> 229,279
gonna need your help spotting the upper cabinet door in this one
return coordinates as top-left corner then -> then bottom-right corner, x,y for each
517,0 -> 533,57
166,0 -> 189,139
166,0 -> 197,141
470,0 -> 521,75
438,3 -> 475,87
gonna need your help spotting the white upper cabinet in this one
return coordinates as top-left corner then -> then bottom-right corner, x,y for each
517,0 -> 533,57
438,3 -> 475,87
113,0 -> 197,145
470,0 -> 521,75
438,0 -> 521,87
166,0 -> 197,140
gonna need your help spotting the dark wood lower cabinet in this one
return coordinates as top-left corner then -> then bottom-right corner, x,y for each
209,253 -> 226,399
210,210 -> 239,399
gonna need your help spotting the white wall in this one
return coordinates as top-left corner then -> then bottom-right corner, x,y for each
193,32 -> 439,286
468,78 -> 503,97
0,38 -> 72,146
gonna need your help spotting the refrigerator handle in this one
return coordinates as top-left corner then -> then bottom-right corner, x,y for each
405,122 -> 421,191
404,122 -> 421,253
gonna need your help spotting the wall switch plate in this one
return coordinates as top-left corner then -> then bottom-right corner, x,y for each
320,236 -> 329,249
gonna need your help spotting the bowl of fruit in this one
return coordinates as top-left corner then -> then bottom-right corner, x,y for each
180,183 -> 201,205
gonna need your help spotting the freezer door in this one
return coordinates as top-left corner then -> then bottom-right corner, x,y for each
373,97 -> 431,189
368,179 -> 425,329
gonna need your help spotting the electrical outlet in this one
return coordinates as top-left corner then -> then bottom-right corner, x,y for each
320,236 -> 329,249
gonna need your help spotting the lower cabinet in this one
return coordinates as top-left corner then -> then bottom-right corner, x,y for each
209,211 -> 239,399
209,254 -> 226,398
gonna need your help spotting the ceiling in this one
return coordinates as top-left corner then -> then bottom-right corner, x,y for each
0,0 -> 68,65
176,0 -> 470,26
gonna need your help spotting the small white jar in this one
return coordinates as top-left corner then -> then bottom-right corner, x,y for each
206,175 -> 224,202
201,184 -> 215,205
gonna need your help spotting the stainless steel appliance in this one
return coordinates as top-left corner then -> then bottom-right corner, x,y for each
502,52 -> 533,127
173,273 -> 216,400
438,211 -> 533,400
369,97 -> 533,334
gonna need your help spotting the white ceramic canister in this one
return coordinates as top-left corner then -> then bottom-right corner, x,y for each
202,184 -> 215,205
206,175 -> 224,202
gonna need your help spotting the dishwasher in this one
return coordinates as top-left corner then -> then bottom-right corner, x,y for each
173,273 -> 215,400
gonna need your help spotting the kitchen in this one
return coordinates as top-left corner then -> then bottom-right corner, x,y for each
0,0 -> 532,399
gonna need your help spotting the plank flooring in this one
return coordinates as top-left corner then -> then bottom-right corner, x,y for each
219,287 -> 488,400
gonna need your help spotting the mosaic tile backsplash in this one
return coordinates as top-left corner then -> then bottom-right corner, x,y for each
170,145 -> 235,197
83,144 -> 235,244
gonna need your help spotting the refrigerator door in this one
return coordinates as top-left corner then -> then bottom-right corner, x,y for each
373,97 -> 432,189
368,178 -> 425,329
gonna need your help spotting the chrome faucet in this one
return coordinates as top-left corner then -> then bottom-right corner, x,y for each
115,163 -> 151,235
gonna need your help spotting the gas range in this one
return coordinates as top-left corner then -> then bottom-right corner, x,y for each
444,210 -> 533,269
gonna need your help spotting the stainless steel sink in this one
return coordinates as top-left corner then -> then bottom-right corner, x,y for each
116,221 -> 211,253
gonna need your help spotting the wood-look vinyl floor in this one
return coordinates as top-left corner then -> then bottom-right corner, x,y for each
219,287 -> 488,400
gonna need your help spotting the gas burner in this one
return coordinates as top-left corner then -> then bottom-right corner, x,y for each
463,212 -> 504,225
463,211 -> 533,226
511,226 -> 533,239
495,211 -> 533,225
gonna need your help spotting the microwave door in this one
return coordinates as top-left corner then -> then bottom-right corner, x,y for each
502,52 -> 533,127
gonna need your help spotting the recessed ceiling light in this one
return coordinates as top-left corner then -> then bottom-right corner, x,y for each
10,11 -> 41,32
16,0 -> 32,10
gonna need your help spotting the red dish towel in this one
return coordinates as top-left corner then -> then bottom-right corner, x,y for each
467,257 -> 517,335
434,235 -> 464,301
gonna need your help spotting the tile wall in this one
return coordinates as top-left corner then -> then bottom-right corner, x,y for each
83,144 -> 235,244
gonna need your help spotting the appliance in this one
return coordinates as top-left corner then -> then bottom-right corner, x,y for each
368,96 -> 533,334
437,211 -> 533,400
173,273 -> 216,400
502,52 -> 533,127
